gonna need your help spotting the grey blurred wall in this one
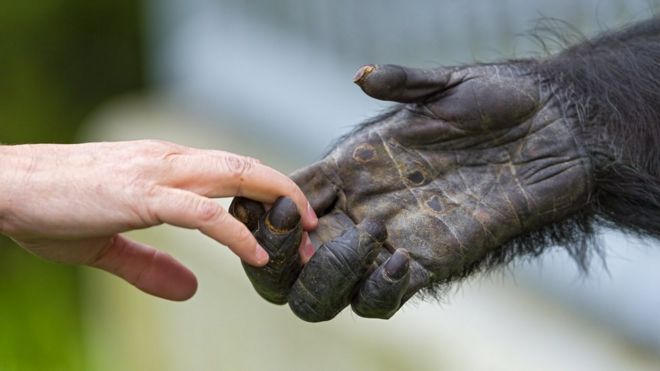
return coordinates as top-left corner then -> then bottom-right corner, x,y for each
146,0 -> 660,351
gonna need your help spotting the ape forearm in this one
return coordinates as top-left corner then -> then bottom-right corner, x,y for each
539,18 -> 660,238
229,18 -> 660,321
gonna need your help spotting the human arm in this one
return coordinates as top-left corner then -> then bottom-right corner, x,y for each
0,140 -> 317,301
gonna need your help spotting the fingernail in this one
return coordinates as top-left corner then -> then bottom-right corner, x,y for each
254,244 -> 269,265
384,249 -> 410,280
307,202 -> 318,226
266,197 -> 300,232
301,234 -> 316,258
353,64 -> 375,84
228,198 -> 264,231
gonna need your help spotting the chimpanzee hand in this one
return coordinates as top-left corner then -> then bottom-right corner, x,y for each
231,61 -> 592,321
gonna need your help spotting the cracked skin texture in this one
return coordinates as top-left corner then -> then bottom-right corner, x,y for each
231,62 -> 592,322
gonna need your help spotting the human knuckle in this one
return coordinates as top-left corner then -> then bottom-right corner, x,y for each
135,139 -> 184,161
124,175 -> 156,205
195,199 -> 224,223
134,184 -> 162,225
129,141 -> 189,182
140,139 -> 176,151
222,155 -> 255,178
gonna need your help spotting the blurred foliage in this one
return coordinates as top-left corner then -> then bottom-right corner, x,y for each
0,1 -> 144,370
0,240 -> 84,371
0,2 -> 144,144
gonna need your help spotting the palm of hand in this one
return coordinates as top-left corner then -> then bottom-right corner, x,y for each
233,62 -> 592,321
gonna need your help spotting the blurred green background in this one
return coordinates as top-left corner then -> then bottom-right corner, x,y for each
0,2 -> 143,369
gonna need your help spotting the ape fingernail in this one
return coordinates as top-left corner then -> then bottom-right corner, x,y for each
384,249 -> 410,280
266,197 -> 300,232
353,65 -> 375,84
229,197 -> 265,231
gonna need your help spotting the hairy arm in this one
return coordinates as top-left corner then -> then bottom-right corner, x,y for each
231,18 -> 660,321
539,18 -> 660,239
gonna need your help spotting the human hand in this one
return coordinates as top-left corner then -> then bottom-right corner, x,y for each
0,140 -> 317,301
231,62 -> 591,321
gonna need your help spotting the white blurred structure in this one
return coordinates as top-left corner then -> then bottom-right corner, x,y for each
79,1 -> 660,370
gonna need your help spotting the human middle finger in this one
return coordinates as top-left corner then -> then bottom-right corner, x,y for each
164,151 -> 317,230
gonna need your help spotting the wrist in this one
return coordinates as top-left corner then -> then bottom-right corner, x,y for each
535,18 -> 660,237
537,19 -> 660,174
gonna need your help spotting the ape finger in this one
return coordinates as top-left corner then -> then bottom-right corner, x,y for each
290,163 -> 338,216
353,64 -> 454,103
288,219 -> 387,322
241,197 -> 303,304
229,196 -> 266,232
351,249 -> 411,319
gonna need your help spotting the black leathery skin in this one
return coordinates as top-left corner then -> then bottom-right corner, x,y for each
351,249 -> 411,319
231,19 -> 660,320
288,219 -> 387,322
241,197 -> 303,305
294,61 -> 592,299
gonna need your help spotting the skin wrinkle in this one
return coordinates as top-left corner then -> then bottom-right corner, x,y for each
507,159 -> 533,213
410,118 -> 545,152
404,106 -> 470,141
433,214 -> 467,256
87,234 -> 119,267
524,159 -> 581,186
458,176 -> 512,224
418,103 -> 444,121
512,115 -> 536,164
131,247 -> 159,287
504,193 -> 524,230
323,240 -> 360,279
231,19 -> 660,321
545,90 -> 595,200
471,209 -> 499,245
472,72 -> 490,134
376,131 -> 426,212
294,280 -> 323,306
224,155 -> 253,197
454,165 -> 477,201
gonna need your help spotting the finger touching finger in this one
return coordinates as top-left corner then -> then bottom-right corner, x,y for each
88,235 -> 198,301
352,248 -> 411,319
166,151 -> 318,230
298,232 -> 315,264
147,187 -> 269,266
288,219 -> 387,322
242,197 -> 304,304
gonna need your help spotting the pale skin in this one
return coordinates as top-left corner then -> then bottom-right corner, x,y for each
0,140 -> 318,301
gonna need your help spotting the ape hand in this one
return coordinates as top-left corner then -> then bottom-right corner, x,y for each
231,61 -> 592,321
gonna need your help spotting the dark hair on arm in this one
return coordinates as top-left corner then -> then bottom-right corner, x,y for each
538,17 -> 660,240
